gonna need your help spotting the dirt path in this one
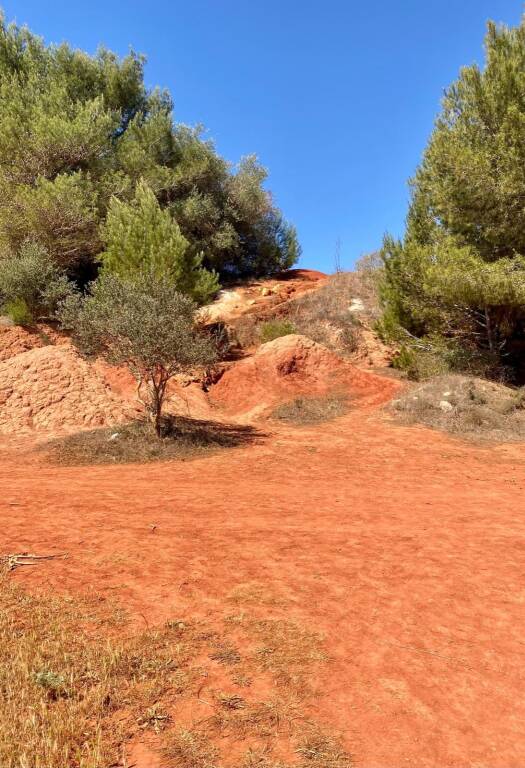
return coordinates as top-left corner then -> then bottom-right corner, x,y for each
1,410 -> 525,767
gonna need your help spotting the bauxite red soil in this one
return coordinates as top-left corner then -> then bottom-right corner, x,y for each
1,403 -> 524,767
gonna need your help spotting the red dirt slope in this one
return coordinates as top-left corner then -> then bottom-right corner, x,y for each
202,269 -> 327,324
211,334 -> 400,418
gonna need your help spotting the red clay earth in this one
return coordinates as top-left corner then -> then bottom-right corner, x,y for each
0,345 -> 135,433
1,400 -> 524,766
202,268 -> 328,323
212,333 -> 396,419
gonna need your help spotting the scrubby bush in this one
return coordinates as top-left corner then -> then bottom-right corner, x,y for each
60,273 -> 217,436
259,319 -> 296,343
0,242 -> 75,324
391,335 -> 503,382
3,298 -> 33,326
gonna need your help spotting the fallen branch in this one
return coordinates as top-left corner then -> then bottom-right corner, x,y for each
0,552 -> 68,571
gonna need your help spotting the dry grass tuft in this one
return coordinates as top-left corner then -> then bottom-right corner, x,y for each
43,416 -> 261,466
209,640 -> 243,666
164,728 -> 219,768
296,730 -> 353,767
248,618 -> 326,689
271,393 -> 349,426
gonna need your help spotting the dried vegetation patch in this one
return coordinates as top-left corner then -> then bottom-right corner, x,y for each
391,374 -> 525,442
0,574 -> 201,768
271,393 -> 349,426
0,574 -> 352,767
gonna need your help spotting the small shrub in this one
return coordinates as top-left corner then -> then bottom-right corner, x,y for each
33,670 -> 67,699
0,242 -> 75,322
392,345 -> 450,381
392,337 -> 505,382
259,319 -> 296,343
60,273 -> 217,436
3,298 -> 33,326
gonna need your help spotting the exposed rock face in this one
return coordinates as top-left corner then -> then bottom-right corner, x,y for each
0,345 -> 135,434
200,269 -> 327,324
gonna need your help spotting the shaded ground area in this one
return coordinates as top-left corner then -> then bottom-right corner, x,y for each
44,416 -> 262,465
1,408 -> 525,767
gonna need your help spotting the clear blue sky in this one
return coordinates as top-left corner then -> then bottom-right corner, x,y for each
1,1 -> 523,271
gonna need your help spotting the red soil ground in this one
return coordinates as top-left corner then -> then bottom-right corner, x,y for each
2,403 -> 525,766
0,273 -> 523,765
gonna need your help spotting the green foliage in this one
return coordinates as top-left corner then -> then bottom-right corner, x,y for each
0,173 -> 101,269
391,334 -> 502,382
0,241 -> 75,322
4,298 -> 33,326
380,17 -> 525,378
0,14 -> 299,282
60,273 -> 217,435
259,319 -> 296,343
100,181 -> 219,303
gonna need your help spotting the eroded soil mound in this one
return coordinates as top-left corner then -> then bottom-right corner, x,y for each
212,334 -> 399,419
0,325 -> 45,362
391,373 -> 525,441
0,324 -> 68,362
0,345 -> 135,434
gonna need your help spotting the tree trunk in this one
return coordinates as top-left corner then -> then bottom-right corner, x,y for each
150,372 -> 168,438
154,404 -> 162,438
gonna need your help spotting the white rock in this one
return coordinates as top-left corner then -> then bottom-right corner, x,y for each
348,298 -> 365,313
439,400 -> 453,412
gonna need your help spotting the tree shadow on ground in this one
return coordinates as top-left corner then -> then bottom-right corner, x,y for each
43,416 -> 266,466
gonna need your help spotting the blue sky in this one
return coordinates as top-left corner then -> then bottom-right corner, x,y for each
1,1 -> 523,272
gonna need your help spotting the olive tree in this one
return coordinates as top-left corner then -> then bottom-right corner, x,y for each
60,273 -> 217,436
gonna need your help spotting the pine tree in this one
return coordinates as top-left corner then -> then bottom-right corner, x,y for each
100,181 -> 219,303
380,17 -> 525,378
